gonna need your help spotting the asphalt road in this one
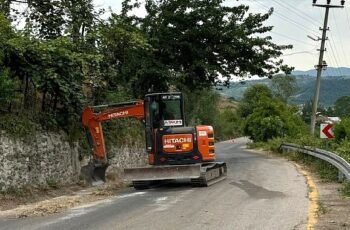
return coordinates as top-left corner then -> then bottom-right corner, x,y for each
0,138 -> 309,230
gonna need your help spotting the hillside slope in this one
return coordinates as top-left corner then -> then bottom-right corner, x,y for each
218,75 -> 350,106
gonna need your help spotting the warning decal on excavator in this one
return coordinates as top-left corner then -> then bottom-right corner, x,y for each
198,131 -> 207,137
164,120 -> 183,126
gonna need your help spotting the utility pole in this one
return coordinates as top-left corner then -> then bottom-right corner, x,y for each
310,0 -> 345,135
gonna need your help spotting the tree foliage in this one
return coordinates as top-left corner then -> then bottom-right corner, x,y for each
238,84 -> 306,142
334,96 -> 350,118
237,84 -> 272,118
0,0 -> 293,136
271,74 -> 297,102
129,0 -> 293,89
334,118 -> 350,141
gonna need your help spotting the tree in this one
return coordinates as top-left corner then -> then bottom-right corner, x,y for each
334,96 -> 350,118
0,13 -> 19,110
0,0 -> 11,17
125,0 -> 293,91
0,70 -> 18,109
271,74 -> 297,102
96,13 -> 155,99
238,84 -> 306,141
301,100 -> 312,124
334,118 -> 350,141
237,84 -> 272,118
27,0 -> 66,39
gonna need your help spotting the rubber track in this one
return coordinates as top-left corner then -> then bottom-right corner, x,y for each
191,162 -> 227,187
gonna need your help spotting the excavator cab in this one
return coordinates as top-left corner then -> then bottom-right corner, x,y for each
145,92 -> 184,129
144,92 -> 185,153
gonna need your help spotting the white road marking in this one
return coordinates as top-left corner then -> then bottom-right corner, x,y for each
116,192 -> 147,199
152,189 -> 194,212
39,191 -> 148,228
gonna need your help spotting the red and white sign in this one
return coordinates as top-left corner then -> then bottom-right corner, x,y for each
320,124 -> 334,139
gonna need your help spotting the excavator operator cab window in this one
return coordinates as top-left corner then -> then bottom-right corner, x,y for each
145,93 -> 185,129
144,93 -> 185,152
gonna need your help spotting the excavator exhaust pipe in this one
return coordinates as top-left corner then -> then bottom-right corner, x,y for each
80,162 -> 108,186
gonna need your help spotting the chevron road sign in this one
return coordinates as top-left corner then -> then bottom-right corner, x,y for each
320,124 -> 334,139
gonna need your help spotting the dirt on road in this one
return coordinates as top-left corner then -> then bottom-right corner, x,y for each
0,178 -> 125,218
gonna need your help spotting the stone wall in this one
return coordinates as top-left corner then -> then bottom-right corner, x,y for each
0,131 -> 146,192
106,144 -> 148,176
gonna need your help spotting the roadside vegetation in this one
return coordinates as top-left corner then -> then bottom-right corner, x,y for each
240,77 -> 350,196
0,0 -> 292,158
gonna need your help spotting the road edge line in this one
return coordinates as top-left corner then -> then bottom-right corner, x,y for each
294,164 -> 318,230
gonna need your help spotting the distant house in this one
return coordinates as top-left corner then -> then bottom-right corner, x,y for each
317,115 -> 341,124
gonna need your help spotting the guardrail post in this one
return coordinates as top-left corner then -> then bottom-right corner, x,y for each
338,170 -> 345,182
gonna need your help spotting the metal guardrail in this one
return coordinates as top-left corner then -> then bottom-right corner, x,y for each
279,143 -> 350,182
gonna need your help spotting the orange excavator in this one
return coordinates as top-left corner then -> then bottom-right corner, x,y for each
81,92 -> 226,189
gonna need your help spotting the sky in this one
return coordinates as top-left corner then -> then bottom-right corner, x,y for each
93,0 -> 350,71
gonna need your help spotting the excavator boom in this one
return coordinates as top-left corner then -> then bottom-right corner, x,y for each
81,100 -> 144,184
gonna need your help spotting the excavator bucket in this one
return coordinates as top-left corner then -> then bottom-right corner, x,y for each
80,162 -> 108,186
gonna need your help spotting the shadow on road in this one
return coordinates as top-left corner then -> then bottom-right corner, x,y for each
230,180 -> 285,199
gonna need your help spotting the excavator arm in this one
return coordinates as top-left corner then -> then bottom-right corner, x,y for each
81,100 -> 145,183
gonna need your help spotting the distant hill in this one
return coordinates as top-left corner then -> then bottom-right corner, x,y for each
292,67 -> 350,77
218,75 -> 350,107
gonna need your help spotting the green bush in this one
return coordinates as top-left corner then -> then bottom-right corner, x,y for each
335,140 -> 350,163
237,84 -> 307,142
214,108 -> 241,140
334,118 -> 350,142
241,97 -> 306,142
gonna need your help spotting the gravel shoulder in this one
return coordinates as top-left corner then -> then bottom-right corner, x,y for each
313,177 -> 350,229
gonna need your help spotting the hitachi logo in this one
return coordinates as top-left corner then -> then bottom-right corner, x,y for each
165,137 -> 192,144
108,111 -> 128,118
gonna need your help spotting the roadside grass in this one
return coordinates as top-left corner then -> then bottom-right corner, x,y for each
339,182 -> 350,197
247,138 -> 350,196
316,201 -> 328,216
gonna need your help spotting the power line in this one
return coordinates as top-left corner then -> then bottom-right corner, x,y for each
282,50 -> 318,57
281,1 -> 323,25
270,0 -> 321,28
269,31 -> 316,47
345,9 -> 350,32
253,0 -> 320,37
316,7 -> 342,76
327,36 -> 343,75
328,32 -> 343,72
330,11 -> 349,67
281,51 -> 317,57
324,40 -> 342,76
